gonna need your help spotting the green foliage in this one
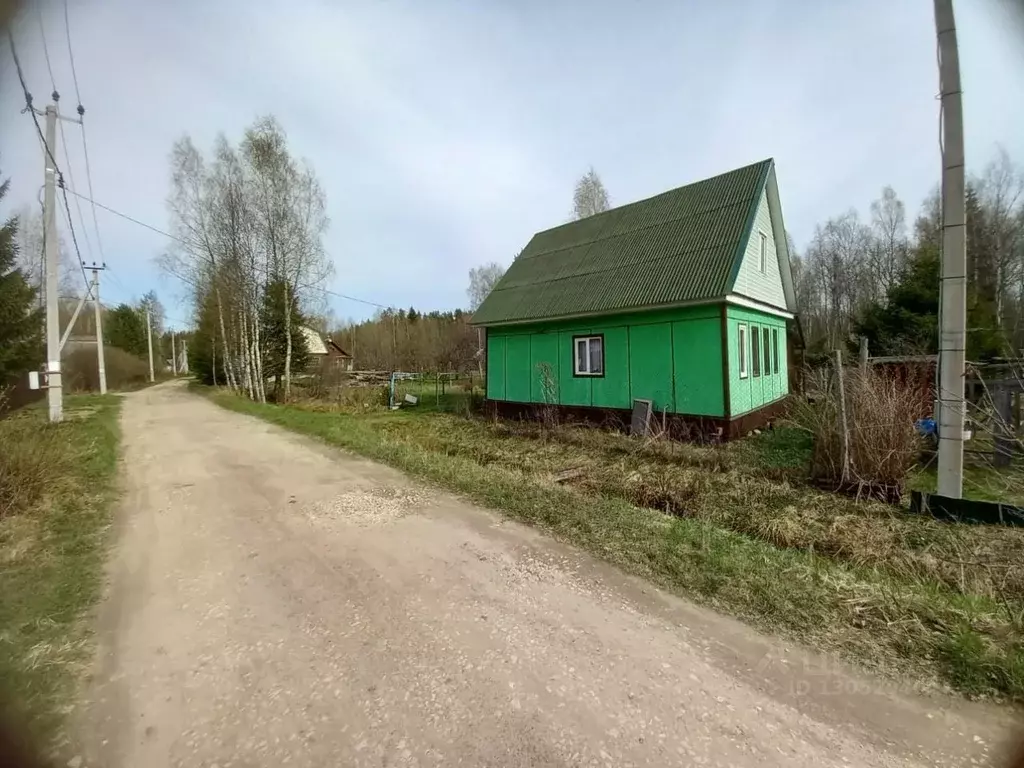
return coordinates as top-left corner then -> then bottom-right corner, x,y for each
105,303 -> 148,357
854,183 -> 1010,361
0,177 -> 42,379
0,395 -> 121,742
261,279 -> 309,385
853,244 -> 939,356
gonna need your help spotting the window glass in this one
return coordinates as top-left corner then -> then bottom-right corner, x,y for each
575,338 -> 587,374
772,327 -> 780,374
589,337 -> 603,374
574,336 -> 604,376
738,325 -> 748,378
751,325 -> 761,377
763,327 -> 771,375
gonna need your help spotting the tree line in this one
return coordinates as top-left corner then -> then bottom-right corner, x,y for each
794,148 -> 1024,363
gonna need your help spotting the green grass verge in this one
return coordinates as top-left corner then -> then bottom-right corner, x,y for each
203,388 -> 1023,701
0,395 -> 122,747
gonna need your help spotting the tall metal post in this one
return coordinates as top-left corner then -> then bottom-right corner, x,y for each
92,268 -> 107,394
935,0 -> 967,498
146,309 -> 155,382
43,105 -> 62,422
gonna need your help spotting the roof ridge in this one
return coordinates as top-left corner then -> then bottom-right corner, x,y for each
532,158 -> 773,239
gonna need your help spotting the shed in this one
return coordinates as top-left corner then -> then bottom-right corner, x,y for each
297,326 -> 353,372
471,159 -> 797,438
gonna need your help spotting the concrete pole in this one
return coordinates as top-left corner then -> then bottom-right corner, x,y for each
43,105 -> 62,422
171,331 -> 177,377
935,0 -> 967,498
146,308 -> 155,383
92,269 -> 107,394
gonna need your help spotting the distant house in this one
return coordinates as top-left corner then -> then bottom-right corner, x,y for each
471,159 -> 797,437
299,325 -> 353,372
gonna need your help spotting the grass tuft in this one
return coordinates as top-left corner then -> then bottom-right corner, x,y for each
0,395 -> 122,747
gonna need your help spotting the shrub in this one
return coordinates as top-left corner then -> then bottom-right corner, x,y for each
790,364 -> 924,497
0,402 -> 74,519
63,346 -> 150,392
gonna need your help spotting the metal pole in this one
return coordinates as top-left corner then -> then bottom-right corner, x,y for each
935,0 -> 966,498
146,308 -> 155,382
171,331 -> 177,377
93,269 -> 107,394
43,105 -> 62,422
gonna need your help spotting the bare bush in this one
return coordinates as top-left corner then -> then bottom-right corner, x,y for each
789,364 -> 925,497
0,399 -> 75,519
63,346 -> 151,392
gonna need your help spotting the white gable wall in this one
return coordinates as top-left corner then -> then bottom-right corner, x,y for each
732,188 -> 786,310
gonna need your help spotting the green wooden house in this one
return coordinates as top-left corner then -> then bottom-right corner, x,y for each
471,159 -> 797,437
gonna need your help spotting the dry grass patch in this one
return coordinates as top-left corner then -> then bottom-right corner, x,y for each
0,395 -> 121,749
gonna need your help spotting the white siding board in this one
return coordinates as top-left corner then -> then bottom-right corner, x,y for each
732,189 -> 786,309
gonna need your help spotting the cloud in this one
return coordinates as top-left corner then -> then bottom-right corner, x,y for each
2,0 -> 1022,325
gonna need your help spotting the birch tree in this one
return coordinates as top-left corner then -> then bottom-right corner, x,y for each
467,262 -> 505,311
163,117 -> 330,401
572,167 -> 610,220
868,186 -> 909,299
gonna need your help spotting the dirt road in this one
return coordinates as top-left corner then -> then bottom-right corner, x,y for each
80,381 -> 1014,767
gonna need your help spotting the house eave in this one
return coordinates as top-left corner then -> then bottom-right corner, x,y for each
725,293 -> 795,320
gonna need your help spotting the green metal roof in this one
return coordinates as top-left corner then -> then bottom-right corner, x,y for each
472,159 -> 773,326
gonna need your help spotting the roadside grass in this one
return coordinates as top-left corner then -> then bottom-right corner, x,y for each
204,388 -> 1024,701
0,395 -> 122,748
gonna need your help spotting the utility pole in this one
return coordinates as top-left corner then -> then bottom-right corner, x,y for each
171,331 -> 177,377
146,308 -> 155,382
935,0 -> 967,498
43,105 -> 62,422
91,265 -> 107,394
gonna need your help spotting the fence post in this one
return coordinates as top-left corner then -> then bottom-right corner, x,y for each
834,349 -> 851,484
859,336 -> 869,372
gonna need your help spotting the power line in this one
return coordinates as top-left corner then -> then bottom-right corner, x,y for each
57,113 -> 94,263
57,184 -> 92,297
59,0 -> 106,267
63,0 -> 82,105
62,187 -> 390,309
36,7 -> 56,92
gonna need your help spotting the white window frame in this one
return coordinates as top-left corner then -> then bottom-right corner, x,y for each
758,232 -> 768,273
738,324 -> 748,379
573,335 -> 604,377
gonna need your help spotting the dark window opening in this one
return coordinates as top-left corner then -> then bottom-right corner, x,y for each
751,325 -> 761,377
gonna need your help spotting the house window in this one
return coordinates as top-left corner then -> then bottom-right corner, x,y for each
772,327 -> 780,374
751,324 -> 761,377
759,232 -> 768,273
763,327 -> 771,375
573,335 -> 604,376
737,324 -> 748,379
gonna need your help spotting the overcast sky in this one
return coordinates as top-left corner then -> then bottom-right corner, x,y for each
2,0 -> 1023,328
